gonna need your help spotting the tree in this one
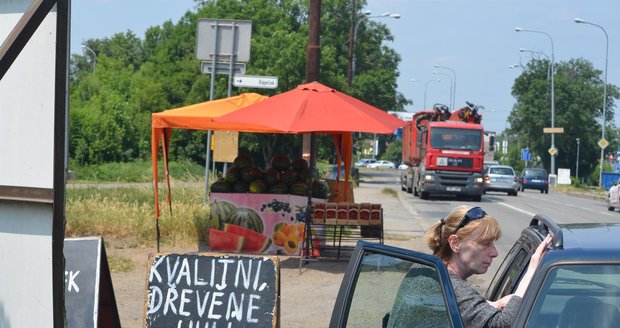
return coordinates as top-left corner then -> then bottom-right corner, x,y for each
507,58 -> 619,182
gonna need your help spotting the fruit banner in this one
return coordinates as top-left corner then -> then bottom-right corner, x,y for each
209,193 -> 325,255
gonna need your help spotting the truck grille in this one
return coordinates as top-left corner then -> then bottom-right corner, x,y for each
437,157 -> 473,168
437,171 -> 473,187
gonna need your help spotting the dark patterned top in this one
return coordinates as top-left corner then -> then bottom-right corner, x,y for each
449,270 -> 522,328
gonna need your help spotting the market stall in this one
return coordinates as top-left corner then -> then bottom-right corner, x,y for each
152,82 -> 406,256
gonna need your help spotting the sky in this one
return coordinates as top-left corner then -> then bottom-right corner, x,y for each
71,0 -> 620,135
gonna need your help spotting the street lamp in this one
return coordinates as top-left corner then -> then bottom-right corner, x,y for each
434,65 -> 456,109
575,18 -> 609,188
424,79 -> 441,110
433,71 -> 453,109
576,138 -> 581,180
348,11 -> 400,86
515,27 -> 556,177
82,45 -> 96,73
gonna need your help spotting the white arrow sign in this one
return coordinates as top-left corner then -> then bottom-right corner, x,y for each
233,75 -> 278,89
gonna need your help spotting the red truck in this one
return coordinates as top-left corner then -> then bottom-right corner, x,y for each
400,102 -> 485,201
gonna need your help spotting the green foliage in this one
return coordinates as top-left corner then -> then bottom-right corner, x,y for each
70,160 -> 204,182
69,0 -> 407,167
507,58 -> 619,183
383,140 -> 402,164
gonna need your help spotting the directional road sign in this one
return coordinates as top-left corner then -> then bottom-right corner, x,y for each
233,75 -> 278,89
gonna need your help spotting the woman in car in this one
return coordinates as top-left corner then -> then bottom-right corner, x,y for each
425,205 -> 552,328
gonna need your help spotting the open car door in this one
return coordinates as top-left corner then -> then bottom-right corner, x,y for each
330,241 -> 463,328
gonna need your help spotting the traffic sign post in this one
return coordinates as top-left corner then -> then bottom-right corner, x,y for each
201,61 -> 246,75
233,75 -> 278,89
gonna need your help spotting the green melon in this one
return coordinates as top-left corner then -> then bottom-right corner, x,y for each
311,180 -> 329,199
210,179 -> 232,193
232,181 -> 249,193
298,167 -> 315,185
292,158 -> 309,170
268,182 -> 289,194
224,166 -> 241,183
224,224 -> 270,254
289,181 -> 309,197
263,168 -> 281,185
225,207 -> 264,233
209,200 -> 237,230
271,154 -> 291,171
249,179 -> 268,193
233,154 -> 253,169
241,167 -> 263,182
208,228 -> 244,253
281,168 -> 299,185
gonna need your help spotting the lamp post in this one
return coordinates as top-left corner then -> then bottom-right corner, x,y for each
348,11 -> 400,86
575,18 -> 609,188
576,138 -> 581,180
82,45 -> 96,73
434,65 -> 456,109
433,71 -> 453,109
508,64 -> 525,70
424,79 -> 441,110
515,27 -> 556,177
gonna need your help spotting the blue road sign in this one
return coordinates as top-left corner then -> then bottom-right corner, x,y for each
521,148 -> 532,161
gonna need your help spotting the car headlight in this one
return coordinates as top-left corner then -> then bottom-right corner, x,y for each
424,174 -> 434,182
475,177 -> 483,183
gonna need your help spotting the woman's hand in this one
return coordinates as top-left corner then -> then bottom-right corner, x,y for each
487,295 -> 514,310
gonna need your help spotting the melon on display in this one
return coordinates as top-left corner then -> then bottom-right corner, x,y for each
233,154 -> 254,169
271,154 -> 291,171
225,166 -> 241,183
249,179 -> 268,193
210,178 -> 232,193
224,224 -> 270,253
268,182 -> 288,194
208,228 -> 244,252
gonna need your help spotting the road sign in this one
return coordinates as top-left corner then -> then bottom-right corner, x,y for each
196,19 -> 252,62
598,138 -> 609,149
543,127 -> 564,133
521,148 -> 531,161
548,147 -> 558,156
233,75 -> 278,89
201,61 -> 246,75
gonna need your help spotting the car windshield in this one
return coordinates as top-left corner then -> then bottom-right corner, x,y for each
489,167 -> 514,175
525,169 -> 547,177
430,127 -> 482,151
525,264 -> 620,328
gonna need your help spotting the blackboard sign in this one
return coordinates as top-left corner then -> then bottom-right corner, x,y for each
64,237 -> 121,328
145,253 -> 280,327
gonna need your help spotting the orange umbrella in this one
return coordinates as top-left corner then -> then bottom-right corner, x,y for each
212,81 -> 407,134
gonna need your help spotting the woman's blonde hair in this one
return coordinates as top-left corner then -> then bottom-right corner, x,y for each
425,205 -> 501,262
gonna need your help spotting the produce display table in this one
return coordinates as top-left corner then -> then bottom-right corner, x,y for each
306,202 -> 384,260
209,192 -> 326,255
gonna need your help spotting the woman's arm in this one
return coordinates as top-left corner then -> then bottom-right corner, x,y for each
513,234 -> 553,297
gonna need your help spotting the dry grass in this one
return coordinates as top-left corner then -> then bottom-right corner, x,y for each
66,178 -> 210,248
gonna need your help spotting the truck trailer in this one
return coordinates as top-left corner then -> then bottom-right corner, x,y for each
400,103 -> 486,201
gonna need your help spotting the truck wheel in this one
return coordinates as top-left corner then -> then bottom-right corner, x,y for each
544,189 -> 548,194
608,203 -> 615,211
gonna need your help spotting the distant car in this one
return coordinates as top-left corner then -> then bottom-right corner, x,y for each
607,179 -> 620,211
398,163 -> 408,170
367,160 -> 395,169
519,168 -> 549,193
331,215 -> 620,327
354,158 -> 376,168
483,165 -> 518,196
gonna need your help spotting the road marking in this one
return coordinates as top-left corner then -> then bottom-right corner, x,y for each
496,201 -> 535,217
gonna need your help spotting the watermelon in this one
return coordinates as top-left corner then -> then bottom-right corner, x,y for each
289,181 -> 309,196
281,168 -> 299,185
210,179 -> 232,193
233,154 -> 253,169
209,200 -> 237,230
225,207 -> 264,233
224,224 -> 270,253
311,180 -> 329,199
249,179 -> 268,193
241,167 -> 263,182
268,182 -> 289,194
224,166 -> 241,183
263,168 -> 281,185
208,228 -> 244,252
297,167 -> 315,185
271,154 -> 291,171
292,158 -> 309,170
232,181 -> 249,193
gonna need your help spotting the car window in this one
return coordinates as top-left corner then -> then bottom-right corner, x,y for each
485,238 -> 533,300
489,167 -> 514,176
330,242 -> 463,328
524,169 -> 547,177
525,264 -> 620,328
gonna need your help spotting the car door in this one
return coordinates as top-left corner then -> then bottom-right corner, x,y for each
329,241 -> 463,328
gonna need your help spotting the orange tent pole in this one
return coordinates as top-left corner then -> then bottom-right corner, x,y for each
151,127 -> 162,252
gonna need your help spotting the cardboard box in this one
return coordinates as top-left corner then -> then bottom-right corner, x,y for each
337,203 -> 349,225
312,202 -> 326,224
325,203 -> 338,225
359,203 -> 371,225
347,203 -> 360,225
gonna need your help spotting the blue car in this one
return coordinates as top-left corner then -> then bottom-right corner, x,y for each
519,168 -> 549,193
